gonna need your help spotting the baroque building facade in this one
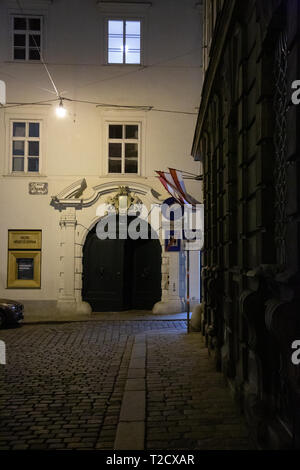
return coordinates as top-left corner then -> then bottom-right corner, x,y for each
192,0 -> 300,449
0,0 -> 203,318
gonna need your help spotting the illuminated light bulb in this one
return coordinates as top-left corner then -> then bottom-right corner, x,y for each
56,99 -> 67,118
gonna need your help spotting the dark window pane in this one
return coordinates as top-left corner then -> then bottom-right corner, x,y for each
14,17 -> 26,30
125,125 -> 138,139
28,18 -> 41,31
29,49 -> 40,60
14,34 -> 26,46
13,122 -> 25,137
28,157 -> 39,172
17,258 -> 34,280
29,123 -> 39,137
29,34 -> 40,47
12,157 -> 24,171
14,48 -> 26,60
125,143 -> 138,158
28,141 -> 39,156
109,125 -> 122,139
109,159 -> 121,173
125,159 -> 138,173
13,141 -> 24,156
109,143 -> 121,157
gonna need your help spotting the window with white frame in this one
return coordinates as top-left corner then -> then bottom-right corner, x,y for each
108,123 -> 140,174
12,16 -> 42,61
11,120 -> 41,173
107,19 -> 141,64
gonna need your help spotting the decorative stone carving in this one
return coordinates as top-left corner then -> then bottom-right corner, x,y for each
105,186 -> 143,213
51,179 -> 163,210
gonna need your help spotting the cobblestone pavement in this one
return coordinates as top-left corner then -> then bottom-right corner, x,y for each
0,320 -> 184,450
146,331 -> 254,450
0,320 -> 254,450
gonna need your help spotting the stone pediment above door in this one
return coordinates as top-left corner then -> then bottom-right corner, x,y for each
50,178 -> 164,211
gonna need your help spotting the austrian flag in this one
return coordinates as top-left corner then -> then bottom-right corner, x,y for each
156,168 -> 200,207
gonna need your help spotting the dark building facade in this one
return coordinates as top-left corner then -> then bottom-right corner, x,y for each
192,0 -> 300,449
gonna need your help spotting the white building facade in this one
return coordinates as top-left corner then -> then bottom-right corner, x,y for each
0,0 -> 203,318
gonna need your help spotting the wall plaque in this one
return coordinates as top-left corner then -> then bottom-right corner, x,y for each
29,182 -> 48,195
7,230 -> 42,288
8,230 -> 42,250
7,251 -> 41,289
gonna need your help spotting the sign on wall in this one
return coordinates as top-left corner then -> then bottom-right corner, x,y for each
8,230 -> 42,250
29,182 -> 48,195
7,230 -> 42,288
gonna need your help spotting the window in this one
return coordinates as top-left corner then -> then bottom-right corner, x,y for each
107,19 -> 141,64
108,123 -> 140,174
11,120 -> 41,173
12,16 -> 42,61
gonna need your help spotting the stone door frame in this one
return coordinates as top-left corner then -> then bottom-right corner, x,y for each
51,179 -> 177,315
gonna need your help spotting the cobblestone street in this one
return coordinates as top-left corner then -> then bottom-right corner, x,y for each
0,319 -> 254,450
146,331 -> 253,450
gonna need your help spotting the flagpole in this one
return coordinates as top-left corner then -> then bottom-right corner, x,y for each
187,248 -> 190,333
169,167 -> 198,177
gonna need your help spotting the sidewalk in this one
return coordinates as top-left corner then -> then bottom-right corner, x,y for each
23,310 -> 188,324
114,328 -> 255,450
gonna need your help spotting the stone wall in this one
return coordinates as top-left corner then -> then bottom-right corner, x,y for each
192,0 -> 300,449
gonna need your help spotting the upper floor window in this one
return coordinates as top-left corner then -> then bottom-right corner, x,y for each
107,19 -> 141,64
11,120 -> 41,173
108,123 -> 139,174
12,16 -> 42,61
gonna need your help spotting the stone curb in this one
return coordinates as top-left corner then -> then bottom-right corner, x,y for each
114,329 -> 186,450
114,335 -> 146,450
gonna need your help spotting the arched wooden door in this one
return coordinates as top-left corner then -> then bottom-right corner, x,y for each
82,219 -> 161,312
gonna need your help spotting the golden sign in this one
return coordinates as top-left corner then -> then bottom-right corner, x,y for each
7,251 -> 41,289
8,230 -> 42,250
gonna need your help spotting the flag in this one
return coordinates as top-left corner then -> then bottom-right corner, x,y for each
156,171 -> 185,205
156,168 -> 200,206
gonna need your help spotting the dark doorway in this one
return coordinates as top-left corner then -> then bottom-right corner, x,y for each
82,216 -> 162,312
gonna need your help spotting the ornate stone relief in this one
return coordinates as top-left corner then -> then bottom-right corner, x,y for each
105,186 -> 143,213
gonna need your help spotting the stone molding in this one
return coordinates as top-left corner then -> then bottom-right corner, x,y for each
51,178 -> 163,210
51,178 -> 182,315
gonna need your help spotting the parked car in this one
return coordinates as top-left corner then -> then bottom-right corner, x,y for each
0,299 -> 24,327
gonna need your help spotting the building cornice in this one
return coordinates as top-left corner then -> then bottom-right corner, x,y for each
7,0 -> 53,5
191,0 -> 237,160
97,1 -> 152,12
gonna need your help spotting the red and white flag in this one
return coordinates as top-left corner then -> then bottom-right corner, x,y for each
156,170 -> 185,205
156,168 -> 200,206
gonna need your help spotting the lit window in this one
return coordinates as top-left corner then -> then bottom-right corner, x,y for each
107,19 -> 141,64
12,16 -> 42,61
108,123 -> 139,174
11,120 -> 41,173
